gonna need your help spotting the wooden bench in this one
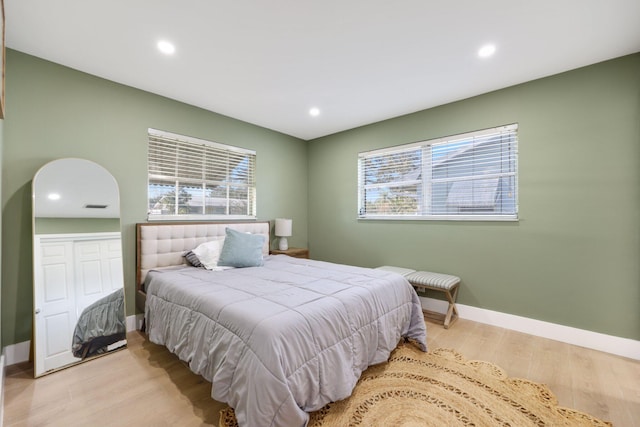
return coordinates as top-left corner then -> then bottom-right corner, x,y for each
377,266 -> 461,329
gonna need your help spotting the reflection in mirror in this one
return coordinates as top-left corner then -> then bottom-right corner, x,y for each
32,158 -> 126,377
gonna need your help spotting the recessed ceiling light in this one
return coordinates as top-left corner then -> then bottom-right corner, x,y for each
48,193 -> 61,200
157,40 -> 176,55
478,44 -> 496,58
309,107 -> 320,117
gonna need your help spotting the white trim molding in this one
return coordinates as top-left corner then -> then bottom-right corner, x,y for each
420,296 -> 639,360
1,351 -> 5,427
127,314 -> 145,332
3,341 -> 30,367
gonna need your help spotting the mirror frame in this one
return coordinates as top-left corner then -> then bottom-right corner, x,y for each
32,158 -> 126,377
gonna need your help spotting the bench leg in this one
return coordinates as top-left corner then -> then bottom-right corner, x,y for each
443,284 -> 459,329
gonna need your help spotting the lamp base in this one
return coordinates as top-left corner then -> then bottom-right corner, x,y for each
278,237 -> 289,251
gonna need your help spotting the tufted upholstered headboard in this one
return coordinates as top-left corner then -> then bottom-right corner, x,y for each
136,221 -> 270,312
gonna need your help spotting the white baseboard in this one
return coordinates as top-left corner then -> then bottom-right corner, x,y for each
3,341 -> 30,367
5,306 -> 640,365
128,313 -> 145,331
419,296 -> 640,361
1,351 -> 5,427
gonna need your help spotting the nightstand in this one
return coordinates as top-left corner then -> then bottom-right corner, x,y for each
270,247 -> 309,259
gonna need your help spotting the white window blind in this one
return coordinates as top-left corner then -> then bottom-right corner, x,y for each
358,124 -> 518,220
147,128 -> 256,220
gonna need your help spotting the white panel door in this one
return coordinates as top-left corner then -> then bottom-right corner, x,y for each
34,241 -> 80,376
75,240 -> 106,314
74,239 -> 123,313
105,239 -> 124,292
34,233 -> 124,376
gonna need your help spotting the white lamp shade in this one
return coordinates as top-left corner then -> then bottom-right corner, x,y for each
275,218 -> 292,237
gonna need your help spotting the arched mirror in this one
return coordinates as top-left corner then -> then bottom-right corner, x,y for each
32,158 -> 126,377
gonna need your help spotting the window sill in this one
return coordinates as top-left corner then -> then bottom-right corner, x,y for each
357,215 -> 518,222
148,214 -> 257,221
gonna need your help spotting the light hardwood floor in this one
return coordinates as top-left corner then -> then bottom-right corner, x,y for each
4,318 -> 639,426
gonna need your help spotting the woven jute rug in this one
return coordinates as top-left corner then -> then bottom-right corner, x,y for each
219,342 -> 612,427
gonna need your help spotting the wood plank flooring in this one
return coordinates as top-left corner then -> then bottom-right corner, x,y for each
4,318 -> 639,426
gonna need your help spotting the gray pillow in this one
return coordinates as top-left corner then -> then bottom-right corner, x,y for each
184,251 -> 204,268
217,228 -> 265,268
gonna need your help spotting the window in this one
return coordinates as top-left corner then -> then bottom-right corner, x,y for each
147,129 -> 256,220
358,124 -> 518,220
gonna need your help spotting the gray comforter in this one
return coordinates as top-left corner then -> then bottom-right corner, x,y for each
72,288 -> 126,359
145,255 -> 427,427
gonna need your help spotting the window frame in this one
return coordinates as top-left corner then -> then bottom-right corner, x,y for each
357,124 -> 518,221
147,128 -> 257,221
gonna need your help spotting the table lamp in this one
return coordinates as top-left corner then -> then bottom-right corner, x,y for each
275,218 -> 292,250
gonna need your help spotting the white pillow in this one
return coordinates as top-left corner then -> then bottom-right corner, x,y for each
191,238 -> 224,270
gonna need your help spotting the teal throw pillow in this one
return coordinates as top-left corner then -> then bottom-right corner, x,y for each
217,228 -> 266,268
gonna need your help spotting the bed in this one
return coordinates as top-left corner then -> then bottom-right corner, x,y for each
136,221 -> 427,427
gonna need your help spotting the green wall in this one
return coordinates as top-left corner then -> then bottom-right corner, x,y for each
308,54 -> 640,341
1,50 -> 308,347
3,49 -> 638,347
34,218 -> 120,234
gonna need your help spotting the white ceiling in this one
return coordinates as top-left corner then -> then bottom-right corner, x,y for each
6,1 -> 640,140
